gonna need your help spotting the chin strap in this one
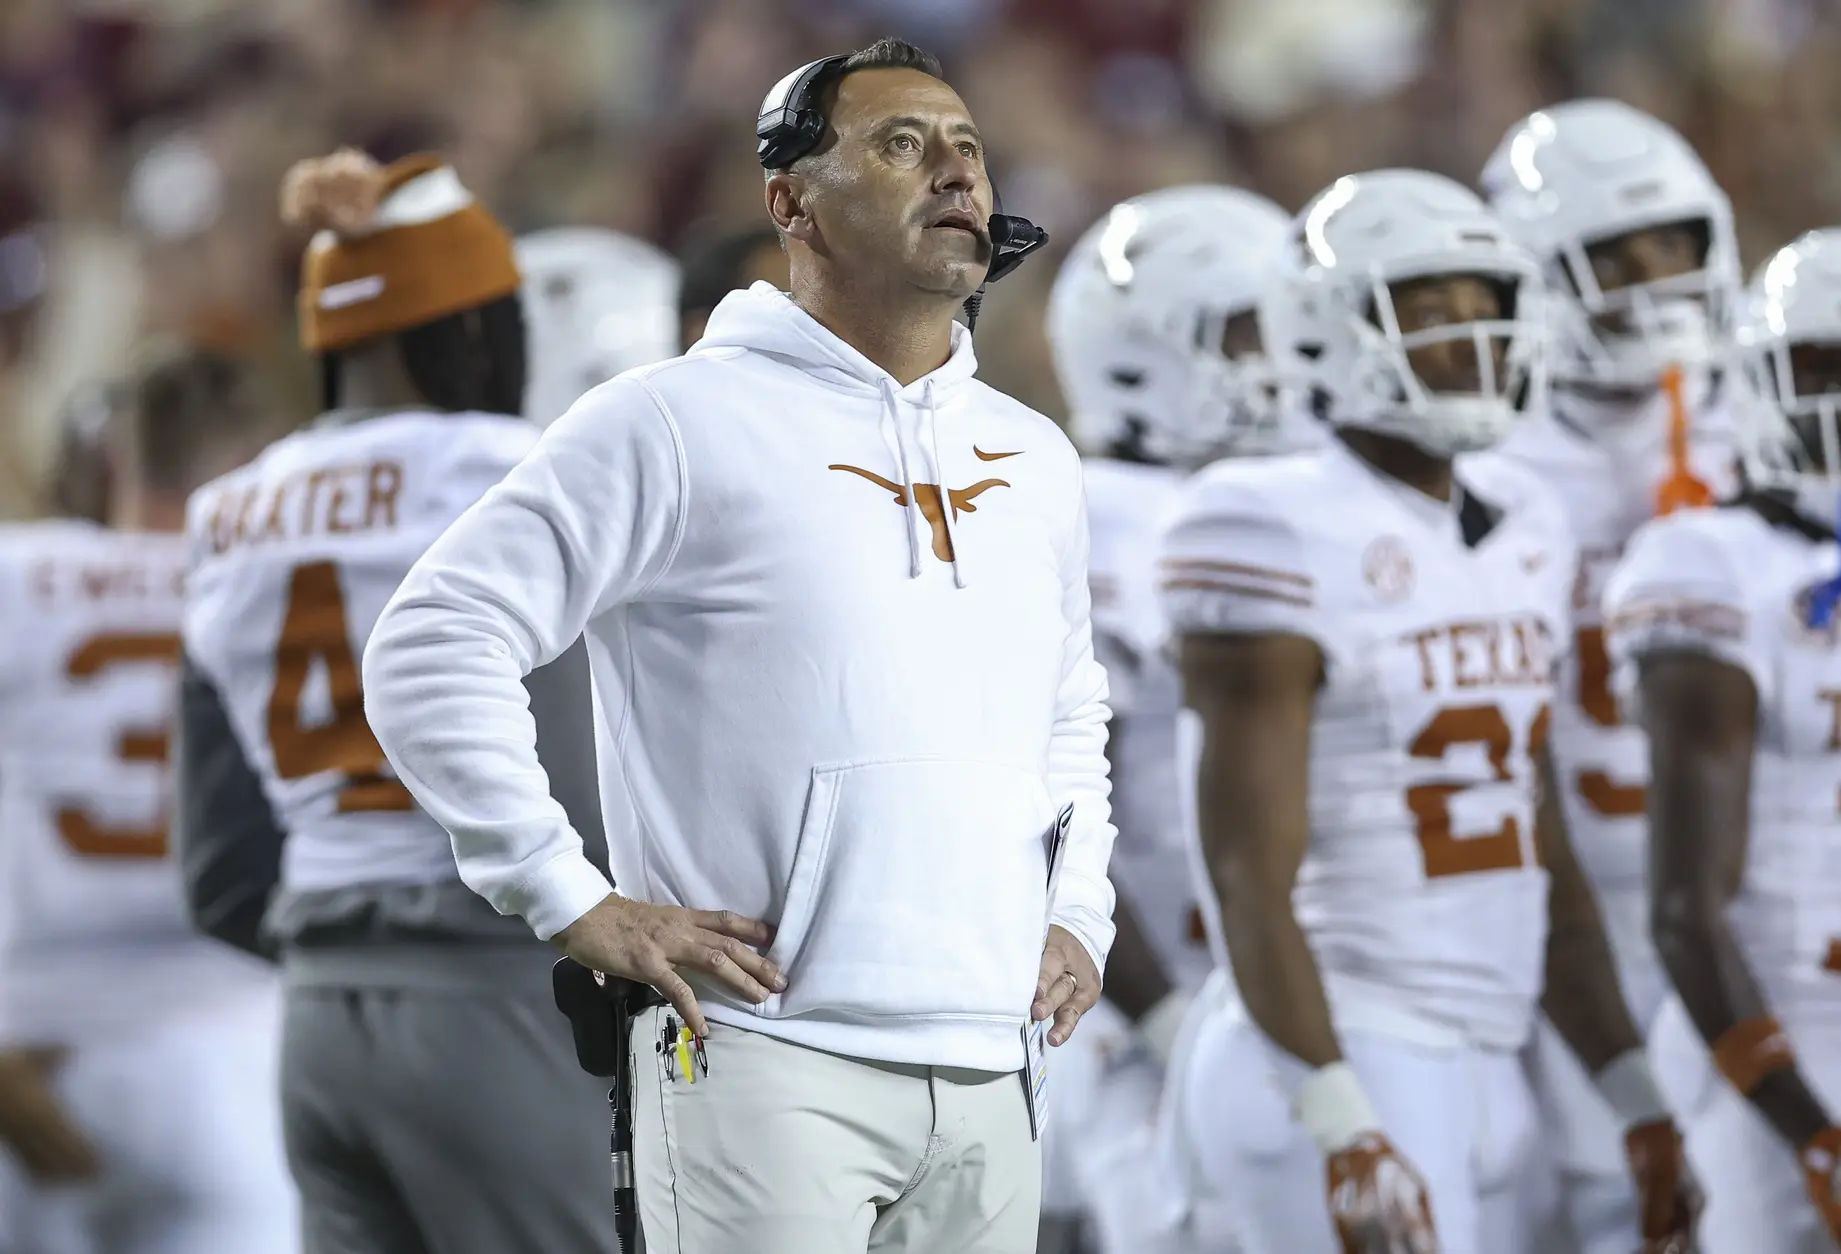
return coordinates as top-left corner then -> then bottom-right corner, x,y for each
1654,362 -> 1715,517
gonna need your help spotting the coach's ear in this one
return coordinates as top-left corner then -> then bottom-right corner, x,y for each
765,172 -> 814,247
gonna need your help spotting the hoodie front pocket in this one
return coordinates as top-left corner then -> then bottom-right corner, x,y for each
761,758 -> 1052,1024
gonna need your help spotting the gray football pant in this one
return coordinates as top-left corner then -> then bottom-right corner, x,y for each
281,980 -> 618,1254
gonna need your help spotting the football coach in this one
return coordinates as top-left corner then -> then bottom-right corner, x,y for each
362,37 -> 1117,1254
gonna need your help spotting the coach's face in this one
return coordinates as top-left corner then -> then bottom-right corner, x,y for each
780,69 -> 995,300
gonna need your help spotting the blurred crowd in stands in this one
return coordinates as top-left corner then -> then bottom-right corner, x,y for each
0,0 -> 1834,516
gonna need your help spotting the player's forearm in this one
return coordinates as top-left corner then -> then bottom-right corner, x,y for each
1647,712 -> 1833,1148
1533,747 -> 1641,1069
1214,862 -> 1340,1067
1654,889 -> 1832,1147
1103,890 -> 1174,1022
1542,859 -> 1642,1071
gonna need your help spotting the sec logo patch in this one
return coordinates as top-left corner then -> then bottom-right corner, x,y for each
1363,535 -> 1415,604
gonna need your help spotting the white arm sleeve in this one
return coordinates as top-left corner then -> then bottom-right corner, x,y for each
1603,514 -> 1766,708
1157,476 -> 1330,654
363,378 -> 687,939
1047,486 -> 1119,972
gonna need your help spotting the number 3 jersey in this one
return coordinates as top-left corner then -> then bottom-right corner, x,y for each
0,520 -> 268,1044
1159,439 -> 1575,1050
182,410 -> 537,897
1605,504 -> 1841,1028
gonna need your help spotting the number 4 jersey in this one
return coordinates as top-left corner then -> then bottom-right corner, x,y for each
1159,439 -> 1575,1050
0,520 -> 269,1044
182,410 -> 538,897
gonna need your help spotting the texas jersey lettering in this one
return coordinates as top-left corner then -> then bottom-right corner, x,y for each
1162,440 -> 1574,1048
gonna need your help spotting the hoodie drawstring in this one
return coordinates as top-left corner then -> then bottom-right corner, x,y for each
923,380 -> 966,588
878,378 -> 924,578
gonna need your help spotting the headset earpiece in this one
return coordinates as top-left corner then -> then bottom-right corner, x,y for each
756,56 -> 851,171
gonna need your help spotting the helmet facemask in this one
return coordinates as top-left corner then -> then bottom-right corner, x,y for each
1183,305 -> 1308,460
1341,264 -> 1544,456
1744,336 -> 1841,525
1550,215 -> 1735,389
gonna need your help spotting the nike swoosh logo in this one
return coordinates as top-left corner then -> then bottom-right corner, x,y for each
973,447 -> 1022,461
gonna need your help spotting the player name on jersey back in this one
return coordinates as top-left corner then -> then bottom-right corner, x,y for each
198,457 -> 404,557
24,554 -> 188,606
183,410 -> 538,897
1607,505 -> 1841,1027
1159,441 -> 1575,1049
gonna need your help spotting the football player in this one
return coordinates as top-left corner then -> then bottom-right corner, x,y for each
1606,226 -> 1841,1253
676,225 -> 792,350
0,351 -> 294,1254
1043,182 -> 1301,1254
517,226 -> 680,428
1158,169 -> 1699,1254
175,150 -> 664,1254
1481,100 -> 1743,1254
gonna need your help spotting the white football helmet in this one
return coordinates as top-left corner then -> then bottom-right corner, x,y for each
1262,169 -> 1545,457
1734,228 -> 1841,526
516,228 -> 680,427
1482,99 -> 1740,391
1047,184 -> 1302,465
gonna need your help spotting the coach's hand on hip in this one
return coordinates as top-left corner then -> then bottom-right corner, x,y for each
555,895 -> 786,1037
1033,924 -> 1102,1046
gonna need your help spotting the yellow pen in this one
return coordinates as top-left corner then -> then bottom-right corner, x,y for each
675,1026 -> 697,1083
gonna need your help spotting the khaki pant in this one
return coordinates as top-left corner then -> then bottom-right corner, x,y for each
630,1006 -> 1040,1253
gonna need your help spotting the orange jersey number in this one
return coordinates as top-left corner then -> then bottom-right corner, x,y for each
57,631 -> 181,859
1407,701 -> 1549,879
1573,625 -> 1647,818
265,560 -> 414,813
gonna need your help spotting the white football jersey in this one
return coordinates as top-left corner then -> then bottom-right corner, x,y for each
1486,403 -> 1739,1021
1606,505 -> 1841,1027
0,520 -> 268,1044
1160,439 -> 1575,1048
1083,457 -> 1210,992
182,411 -> 537,896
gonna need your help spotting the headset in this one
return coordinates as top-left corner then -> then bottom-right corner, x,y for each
756,55 -> 1048,291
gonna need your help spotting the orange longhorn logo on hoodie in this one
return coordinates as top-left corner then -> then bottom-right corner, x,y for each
827,462 -> 1013,562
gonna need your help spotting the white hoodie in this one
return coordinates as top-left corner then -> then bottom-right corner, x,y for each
363,283 -> 1117,1070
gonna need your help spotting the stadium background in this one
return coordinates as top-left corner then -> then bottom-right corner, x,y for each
0,0 -> 1832,517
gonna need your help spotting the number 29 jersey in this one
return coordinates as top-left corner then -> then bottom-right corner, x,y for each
1158,440 -> 1576,1049
182,411 -> 537,896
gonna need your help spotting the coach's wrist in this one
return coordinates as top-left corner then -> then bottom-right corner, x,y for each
510,850 -> 618,942
1296,1061 -> 1383,1154
1594,1048 -> 1672,1130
